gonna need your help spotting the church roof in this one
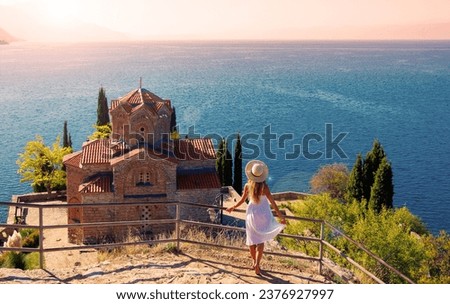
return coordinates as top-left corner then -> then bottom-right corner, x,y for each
173,138 -> 216,161
110,88 -> 172,114
81,139 -> 111,165
79,173 -> 113,193
67,138 -> 216,167
63,151 -> 82,168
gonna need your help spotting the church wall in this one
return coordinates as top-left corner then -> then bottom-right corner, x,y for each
175,188 -> 221,222
67,87 -> 219,244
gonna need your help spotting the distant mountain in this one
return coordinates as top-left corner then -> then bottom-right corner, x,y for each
256,23 -> 450,41
0,5 -> 128,43
0,27 -> 17,43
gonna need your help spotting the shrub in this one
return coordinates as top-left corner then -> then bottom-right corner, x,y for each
0,252 -> 26,269
283,194 -> 441,283
310,163 -> 349,200
0,229 -> 40,270
23,252 -> 40,270
20,229 -> 40,248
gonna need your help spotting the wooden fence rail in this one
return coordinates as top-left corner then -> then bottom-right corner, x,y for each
0,200 -> 414,284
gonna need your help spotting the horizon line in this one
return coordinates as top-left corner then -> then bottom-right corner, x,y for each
7,38 -> 450,45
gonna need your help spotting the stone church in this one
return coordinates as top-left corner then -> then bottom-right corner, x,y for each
63,86 -> 221,244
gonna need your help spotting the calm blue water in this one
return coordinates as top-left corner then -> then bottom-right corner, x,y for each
1,41 -> 449,234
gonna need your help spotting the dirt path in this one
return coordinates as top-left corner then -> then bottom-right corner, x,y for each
0,244 -> 330,284
2,194 -> 331,284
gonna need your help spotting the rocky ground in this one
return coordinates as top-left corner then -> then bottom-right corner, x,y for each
0,243 -> 331,284
1,191 -> 333,284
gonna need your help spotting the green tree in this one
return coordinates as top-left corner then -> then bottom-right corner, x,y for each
421,231 -> 450,283
17,135 -> 72,194
97,87 -> 110,126
310,163 -> 349,200
346,153 -> 364,202
283,193 -> 434,283
369,158 -> 394,212
170,106 -> 177,132
62,120 -> 72,148
362,139 -> 386,201
223,140 -> 233,186
233,133 -> 243,194
89,124 -> 111,140
216,138 -> 225,185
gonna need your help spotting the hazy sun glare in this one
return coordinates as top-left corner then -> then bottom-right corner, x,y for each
40,0 -> 81,25
1,0 -> 450,41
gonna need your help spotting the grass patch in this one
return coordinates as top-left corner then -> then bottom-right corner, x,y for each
0,229 -> 41,270
23,252 -> 40,270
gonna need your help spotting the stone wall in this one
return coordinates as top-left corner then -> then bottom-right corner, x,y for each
175,188 -> 221,222
14,191 -> 66,203
112,156 -> 177,200
271,191 -> 310,201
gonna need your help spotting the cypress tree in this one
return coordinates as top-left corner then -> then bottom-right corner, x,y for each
368,158 -> 394,213
362,139 -> 386,200
233,133 -> 243,194
346,153 -> 364,202
97,87 -> 110,126
216,138 -> 225,185
170,107 -> 177,132
223,140 -> 233,186
63,121 -> 71,148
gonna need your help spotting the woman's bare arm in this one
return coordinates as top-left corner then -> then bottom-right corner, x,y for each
226,185 -> 248,213
264,185 -> 286,224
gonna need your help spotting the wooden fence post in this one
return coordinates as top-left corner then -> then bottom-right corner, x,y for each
39,206 -> 44,269
318,220 -> 324,275
176,203 -> 180,252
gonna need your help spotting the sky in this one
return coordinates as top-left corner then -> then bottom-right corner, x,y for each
1,0 -> 450,41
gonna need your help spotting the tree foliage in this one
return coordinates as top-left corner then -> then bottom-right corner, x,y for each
346,139 -> 394,212
223,141 -> 233,186
310,163 -> 349,200
170,106 -> 177,132
369,158 -> 394,212
215,138 -> 233,186
16,135 -> 71,194
89,124 -> 111,140
216,138 -> 225,185
346,153 -> 364,202
420,231 -> 450,283
362,139 -> 386,201
283,194 -> 448,283
96,87 -> 110,126
233,133 -> 243,194
62,120 -> 72,148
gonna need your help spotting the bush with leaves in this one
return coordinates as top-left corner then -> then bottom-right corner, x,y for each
17,135 -> 72,193
419,231 -> 450,283
89,123 -> 112,140
282,194 -> 449,283
0,229 -> 40,270
20,228 -> 40,248
310,163 -> 349,200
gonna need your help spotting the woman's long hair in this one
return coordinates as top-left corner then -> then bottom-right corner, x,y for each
247,180 -> 266,203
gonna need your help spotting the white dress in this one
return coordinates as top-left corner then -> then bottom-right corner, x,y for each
245,195 -> 285,246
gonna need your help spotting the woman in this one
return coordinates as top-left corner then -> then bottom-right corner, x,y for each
226,160 -> 286,275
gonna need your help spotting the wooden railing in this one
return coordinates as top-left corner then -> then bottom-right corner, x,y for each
0,200 -> 414,284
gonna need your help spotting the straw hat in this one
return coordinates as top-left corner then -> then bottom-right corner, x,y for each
245,160 -> 269,183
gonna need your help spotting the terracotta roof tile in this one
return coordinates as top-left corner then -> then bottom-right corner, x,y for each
177,171 -> 221,190
79,174 -> 113,193
81,139 -> 111,165
110,88 -> 171,114
174,138 -> 216,161
63,151 -> 82,168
